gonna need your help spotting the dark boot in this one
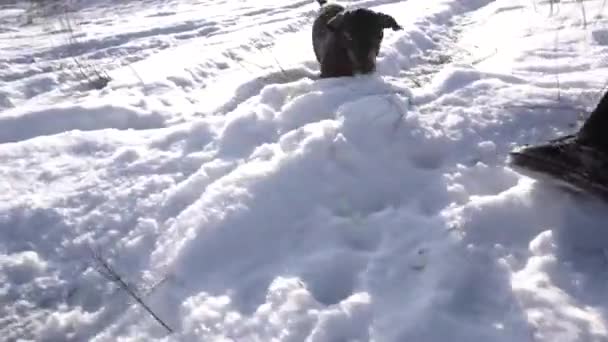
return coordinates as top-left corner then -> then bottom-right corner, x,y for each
509,90 -> 608,200
578,87 -> 608,152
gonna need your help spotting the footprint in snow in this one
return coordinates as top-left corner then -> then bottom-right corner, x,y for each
592,29 -> 608,46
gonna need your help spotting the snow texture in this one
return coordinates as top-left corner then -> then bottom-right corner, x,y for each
2,0 -> 608,341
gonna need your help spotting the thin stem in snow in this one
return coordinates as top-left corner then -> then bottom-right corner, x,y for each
578,0 -> 588,28
90,248 -> 173,334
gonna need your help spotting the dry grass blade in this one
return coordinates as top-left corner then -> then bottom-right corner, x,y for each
578,0 -> 588,28
88,246 -> 174,334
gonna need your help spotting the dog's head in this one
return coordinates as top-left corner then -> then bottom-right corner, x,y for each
327,8 -> 402,73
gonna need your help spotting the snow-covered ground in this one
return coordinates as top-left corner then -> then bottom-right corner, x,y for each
2,0 -> 608,340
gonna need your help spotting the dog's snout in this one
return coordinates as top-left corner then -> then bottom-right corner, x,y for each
367,49 -> 377,64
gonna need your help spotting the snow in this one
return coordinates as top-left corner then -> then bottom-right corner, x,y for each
2,0 -> 608,340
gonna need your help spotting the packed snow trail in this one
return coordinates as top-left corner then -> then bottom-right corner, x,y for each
3,0 -> 608,341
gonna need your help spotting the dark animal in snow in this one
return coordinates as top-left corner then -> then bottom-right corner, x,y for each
312,0 -> 403,78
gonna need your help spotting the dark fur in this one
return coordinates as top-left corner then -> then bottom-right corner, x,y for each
312,0 -> 402,78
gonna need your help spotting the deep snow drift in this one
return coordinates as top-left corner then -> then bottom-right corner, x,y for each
2,0 -> 608,341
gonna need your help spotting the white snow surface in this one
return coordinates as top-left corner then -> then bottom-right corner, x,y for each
2,0 -> 608,341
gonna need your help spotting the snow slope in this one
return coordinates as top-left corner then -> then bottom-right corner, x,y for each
2,0 -> 608,341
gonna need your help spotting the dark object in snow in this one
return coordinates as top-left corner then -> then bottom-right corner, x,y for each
509,89 -> 608,201
89,74 -> 111,90
312,0 -> 402,78
510,134 -> 608,200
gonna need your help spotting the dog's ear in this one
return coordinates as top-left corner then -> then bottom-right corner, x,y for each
376,13 -> 402,31
327,13 -> 345,32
